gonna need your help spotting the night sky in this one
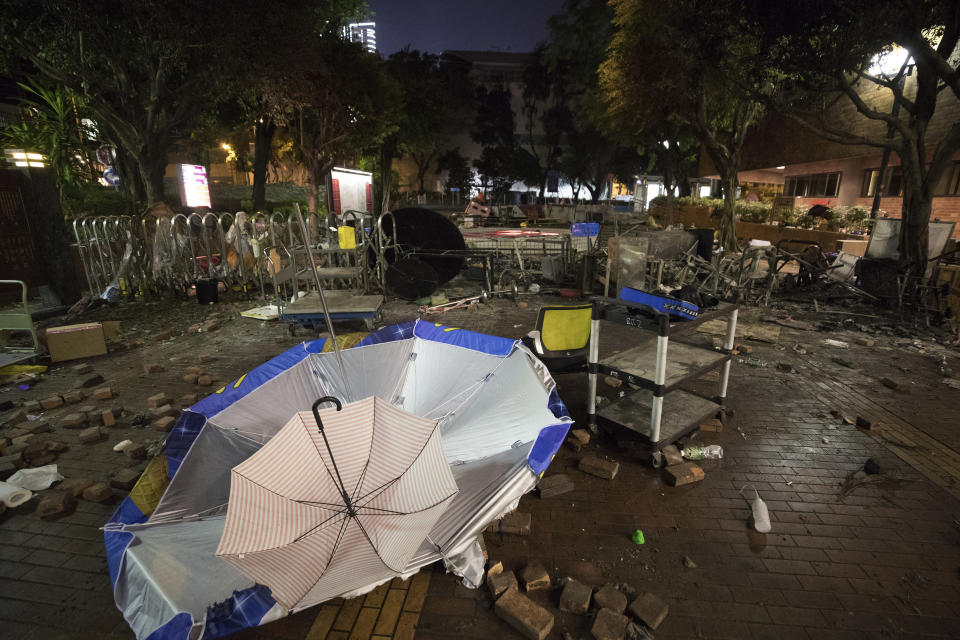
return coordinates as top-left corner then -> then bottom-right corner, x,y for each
367,0 -> 566,55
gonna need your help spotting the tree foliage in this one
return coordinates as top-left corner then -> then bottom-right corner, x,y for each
602,0 -> 777,248
754,0 -> 960,280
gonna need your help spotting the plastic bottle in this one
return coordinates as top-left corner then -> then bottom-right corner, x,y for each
681,445 -> 723,460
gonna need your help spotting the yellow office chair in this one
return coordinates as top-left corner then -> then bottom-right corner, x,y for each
522,303 -> 593,372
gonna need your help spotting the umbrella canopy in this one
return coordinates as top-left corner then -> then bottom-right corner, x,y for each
216,395 -> 459,610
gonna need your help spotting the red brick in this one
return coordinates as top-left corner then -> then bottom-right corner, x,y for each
101,410 -> 116,427
594,584 -> 627,614
40,395 -> 64,410
487,511 -> 531,536
494,587 -> 554,640
82,482 -> 113,503
197,375 -> 213,386
92,387 -> 112,400
36,492 -> 76,519
521,563 -> 550,592
559,579 -> 592,614
59,477 -> 94,497
663,462 -> 705,487
110,468 -> 141,491
146,393 -> 171,408
152,416 -> 176,432
629,592 -> 669,629
487,570 -> 518,598
151,330 -> 172,341
144,363 -> 166,374
59,413 -> 87,429
591,608 -> 628,640
182,373 -> 198,384
78,426 -> 105,444
579,455 -> 619,480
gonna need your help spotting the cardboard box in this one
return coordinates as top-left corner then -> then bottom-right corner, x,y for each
46,323 -> 107,362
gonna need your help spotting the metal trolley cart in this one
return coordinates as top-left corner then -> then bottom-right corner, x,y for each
587,297 -> 738,466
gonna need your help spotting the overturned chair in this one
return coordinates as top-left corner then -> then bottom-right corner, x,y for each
522,303 -> 593,372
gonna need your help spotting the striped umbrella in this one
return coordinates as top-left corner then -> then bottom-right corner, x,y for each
215,395 -> 459,610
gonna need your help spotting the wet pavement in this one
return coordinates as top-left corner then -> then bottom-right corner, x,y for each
2,291 -> 960,639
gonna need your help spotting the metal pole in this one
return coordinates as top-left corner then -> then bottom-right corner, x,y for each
587,303 -> 600,434
294,203 -> 354,402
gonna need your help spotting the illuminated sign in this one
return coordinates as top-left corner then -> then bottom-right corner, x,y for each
330,167 -> 373,216
178,164 -> 212,208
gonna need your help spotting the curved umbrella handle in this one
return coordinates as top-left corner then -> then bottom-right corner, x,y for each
310,396 -> 353,512
311,396 -> 342,429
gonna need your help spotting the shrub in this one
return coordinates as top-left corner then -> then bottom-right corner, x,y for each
734,200 -> 773,223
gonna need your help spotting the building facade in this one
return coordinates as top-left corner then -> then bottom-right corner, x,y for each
342,22 -> 377,54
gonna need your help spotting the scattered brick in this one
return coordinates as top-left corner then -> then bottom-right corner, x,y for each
579,455 -> 619,480
21,420 -> 50,435
150,404 -> 179,419
603,376 -> 623,388
880,377 -> 905,392
185,366 -> 204,375
197,375 -> 213,386
111,468 -> 141,491
78,427 -> 105,444
187,323 -> 203,334
82,482 -> 114,503
663,462 -> 705,487
537,473 -> 574,498
182,373 -> 199,384
78,373 -> 105,388
3,409 -> 27,426
735,343 -> 753,354
147,393 -> 172,408
522,563 -> 550,592
776,362 -> 793,373
62,390 -> 85,405
856,337 -> 875,347
594,584 -> 627,614
45,440 -> 68,453
494,587 -> 554,640
36,492 -> 76,519
662,445 -> 684,466
102,410 -> 116,427
560,578 -> 592,614
488,569 -> 519,598
23,440 -> 54,464
60,413 -> 87,429
151,330 -> 173,341
28,452 -> 57,467
92,386 -> 113,400
22,400 -> 40,412
60,477 -> 94,497
856,416 -> 873,429
40,395 -> 64,410
203,319 -> 221,332
123,442 -> 147,460
199,355 -> 215,364
592,608 -> 629,640
487,511 -> 531,536
567,428 -> 592,452
629,593 -> 669,630
699,418 -> 723,432
152,416 -> 176,432
179,393 -> 198,406
144,363 -> 166,374
71,363 -> 94,375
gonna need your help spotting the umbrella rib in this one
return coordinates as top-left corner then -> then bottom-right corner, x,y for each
355,492 -> 458,517
295,511 -> 354,602
292,510 -> 348,544
354,422 -> 446,508
300,414 -> 352,504
351,512 -> 403,573
235,471 -> 344,512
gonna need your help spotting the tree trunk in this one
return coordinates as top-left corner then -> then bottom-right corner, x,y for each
139,151 -> 167,206
678,176 -> 692,198
252,118 -> 276,211
898,189 -> 931,286
717,164 -> 739,251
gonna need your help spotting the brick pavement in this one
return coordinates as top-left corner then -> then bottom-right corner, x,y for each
2,298 -> 960,639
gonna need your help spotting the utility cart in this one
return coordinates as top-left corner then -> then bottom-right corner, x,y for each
587,297 -> 738,466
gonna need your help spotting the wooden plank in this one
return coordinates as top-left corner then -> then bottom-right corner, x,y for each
285,291 -> 384,314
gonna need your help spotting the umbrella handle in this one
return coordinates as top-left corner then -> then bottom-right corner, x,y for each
311,396 -> 353,514
312,396 -> 342,427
